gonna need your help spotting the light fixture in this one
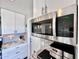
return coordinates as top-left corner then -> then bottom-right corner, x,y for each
9,0 -> 15,2
57,9 -> 62,17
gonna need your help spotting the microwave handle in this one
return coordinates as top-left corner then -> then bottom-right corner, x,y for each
52,12 -> 57,39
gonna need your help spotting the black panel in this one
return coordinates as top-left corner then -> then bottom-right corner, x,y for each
56,14 -> 74,37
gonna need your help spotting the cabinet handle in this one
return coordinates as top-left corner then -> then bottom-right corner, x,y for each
16,51 -> 20,54
52,49 -> 58,52
16,47 -> 20,49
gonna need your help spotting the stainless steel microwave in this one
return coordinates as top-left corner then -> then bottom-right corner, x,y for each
31,4 -> 77,46
32,19 -> 53,36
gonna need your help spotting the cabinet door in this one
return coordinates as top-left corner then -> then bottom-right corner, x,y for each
21,44 -> 27,58
2,56 -> 8,59
33,0 -> 43,18
13,55 -> 22,59
64,57 -> 69,59
1,9 -> 15,34
14,44 -> 27,59
31,36 -> 41,54
17,44 -> 27,58
2,47 -> 16,59
40,39 -> 45,49
15,13 -> 25,33
7,48 -> 16,58
46,0 -> 53,13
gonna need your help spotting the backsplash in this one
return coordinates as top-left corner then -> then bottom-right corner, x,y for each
3,35 -> 16,43
2,33 -> 26,43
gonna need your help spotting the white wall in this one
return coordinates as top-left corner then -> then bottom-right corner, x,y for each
0,0 -> 33,20
46,0 -> 76,11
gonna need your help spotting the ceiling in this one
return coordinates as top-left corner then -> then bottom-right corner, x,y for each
0,0 -> 33,19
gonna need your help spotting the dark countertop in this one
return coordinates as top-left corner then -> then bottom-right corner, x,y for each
50,41 -> 75,55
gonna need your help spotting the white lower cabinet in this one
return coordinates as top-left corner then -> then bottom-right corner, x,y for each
14,54 -> 22,59
2,56 -> 7,59
31,36 -> 41,54
64,56 -> 72,59
64,57 -> 69,59
40,39 -> 45,48
17,44 -> 27,58
2,47 -> 15,59
2,43 -> 27,59
64,52 -> 73,59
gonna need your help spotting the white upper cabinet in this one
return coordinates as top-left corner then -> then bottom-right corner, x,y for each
15,13 -> 25,33
1,9 -> 15,34
33,0 -> 43,18
33,0 -> 76,18
46,0 -> 52,13
33,0 -> 53,18
1,9 -> 25,34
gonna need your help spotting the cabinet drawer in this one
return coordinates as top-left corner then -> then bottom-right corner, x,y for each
2,44 -> 27,59
13,56 -> 21,59
15,44 -> 27,57
15,53 -> 25,59
64,57 -> 70,59
14,53 -> 27,59
2,47 -> 16,59
8,48 -> 16,56
0,56 -> 1,59
50,51 -> 62,59
15,45 -> 23,55
21,49 -> 27,58
20,44 -> 27,57
64,52 -> 73,59
50,47 -> 62,56
2,55 -> 8,59
2,55 -> 14,59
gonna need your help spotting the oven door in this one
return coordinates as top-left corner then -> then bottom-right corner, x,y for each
64,52 -> 74,59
